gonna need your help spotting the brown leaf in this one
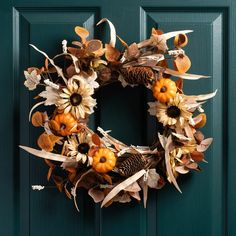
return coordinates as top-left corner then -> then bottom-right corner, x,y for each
44,159 -> 55,168
125,43 -> 140,60
31,111 -> 44,127
174,33 -> 188,48
88,146 -> 99,157
174,54 -> 191,73
191,151 -> 204,162
117,35 -> 128,47
74,26 -> 89,44
47,167 -> 54,181
197,138 -> 213,152
37,133 -> 54,152
194,131 -> 205,143
105,44 -> 120,62
92,133 -> 101,146
53,175 -> 63,192
175,78 -> 183,91
88,188 -> 105,203
86,40 -> 104,56
103,174 -> 112,185
186,162 -> 199,170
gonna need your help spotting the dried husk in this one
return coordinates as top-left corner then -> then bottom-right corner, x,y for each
194,113 -> 207,129
105,44 -> 120,62
37,133 -> 54,152
74,26 -> 89,44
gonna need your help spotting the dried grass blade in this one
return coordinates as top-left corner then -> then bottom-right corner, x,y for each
101,169 -> 146,207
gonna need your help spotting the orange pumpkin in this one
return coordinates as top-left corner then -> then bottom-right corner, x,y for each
92,148 -> 116,173
50,112 -> 78,136
152,78 -> 177,103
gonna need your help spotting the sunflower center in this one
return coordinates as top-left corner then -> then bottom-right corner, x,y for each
78,142 -> 90,154
160,86 -> 167,93
99,156 -> 107,163
167,105 -> 181,118
70,93 -> 82,106
60,123 -> 66,130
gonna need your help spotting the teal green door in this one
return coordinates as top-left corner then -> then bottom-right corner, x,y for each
1,0 -> 235,235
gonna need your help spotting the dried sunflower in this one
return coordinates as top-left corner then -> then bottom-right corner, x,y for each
148,93 -> 192,128
57,76 -> 96,119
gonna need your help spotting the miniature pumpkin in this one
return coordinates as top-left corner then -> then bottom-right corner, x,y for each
50,112 -> 78,136
92,148 -> 116,173
152,78 -> 177,103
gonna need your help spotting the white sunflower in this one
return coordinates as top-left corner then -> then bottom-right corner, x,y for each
57,76 -> 96,119
66,132 -> 94,164
148,93 -> 192,128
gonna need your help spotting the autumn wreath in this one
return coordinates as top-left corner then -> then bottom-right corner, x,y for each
20,18 -> 216,210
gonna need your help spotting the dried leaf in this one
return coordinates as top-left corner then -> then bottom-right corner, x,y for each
19,145 -> 76,162
125,43 -> 140,60
105,44 -> 120,62
175,166 -> 189,174
74,26 -> 89,44
88,188 -> 105,203
194,113 -> 207,129
161,30 -> 193,41
186,162 -> 199,170
124,181 -> 141,192
197,138 -> 213,152
47,167 -> 54,181
53,175 -> 63,192
64,185 -> 72,199
103,174 -> 112,185
174,54 -> 191,73
97,18 -> 116,47
92,133 -> 101,146
31,111 -> 44,127
129,191 -> 141,201
147,169 -> 161,189
86,40 -> 104,57
44,159 -> 55,168
191,151 -> 204,162
101,169 -> 146,207
37,133 -> 54,152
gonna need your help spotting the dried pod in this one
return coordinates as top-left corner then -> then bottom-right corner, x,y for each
174,54 -> 191,73
120,66 -> 155,85
174,33 -> 188,48
194,113 -> 207,129
31,111 -> 44,127
37,133 -> 54,152
117,153 -> 147,177
86,40 -> 104,57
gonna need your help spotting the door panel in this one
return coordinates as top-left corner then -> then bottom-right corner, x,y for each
0,1 -> 235,236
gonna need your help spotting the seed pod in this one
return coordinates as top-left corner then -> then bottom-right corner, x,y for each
31,111 -> 44,127
117,153 -> 147,177
120,66 -> 155,85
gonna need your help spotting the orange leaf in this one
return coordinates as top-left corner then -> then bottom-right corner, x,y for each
31,111 -> 44,127
175,78 -> 183,91
92,133 -> 101,146
47,167 -> 54,181
74,26 -> 89,44
105,44 -> 120,62
103,174 -> 112,185
64,185 -> 72,199
190,151 -> 204,162
44,159 -> 55,168
174,54 -> 191,73
37,133 -> 54,152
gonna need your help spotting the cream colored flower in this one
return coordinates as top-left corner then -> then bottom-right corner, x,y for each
66,132 -> 93,164
73,71 -> 99,89
57,77 -> 96,119
24,69 -> 41,90
148,93 -> 192,128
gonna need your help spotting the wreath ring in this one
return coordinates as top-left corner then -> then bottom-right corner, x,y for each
20,18 -> 216,210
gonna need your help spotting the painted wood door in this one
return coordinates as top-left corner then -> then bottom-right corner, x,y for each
1,0 -> 235,235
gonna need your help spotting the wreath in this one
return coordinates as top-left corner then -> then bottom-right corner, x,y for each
20,18 -> 216,210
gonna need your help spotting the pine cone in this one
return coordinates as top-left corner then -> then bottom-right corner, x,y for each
117,153 -> 147,177
120,66 -> 155,85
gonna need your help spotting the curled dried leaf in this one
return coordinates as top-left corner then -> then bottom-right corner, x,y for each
174,33 -> 188,48
31,111 -> 44,127
86,40 -> 104,56
174,54 -> 191,73
194,113 -> 207,129
103,174 -> 112,185
37,133 -> 54,152
175,78 -> 183,91
105,44 -> 120,62
47,167 -> 54,181
88,188 -> 105,203
194,131 -> 205,143
92,133 -> 101,146
64,185 -> 72,199
75,26 -> 89,43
